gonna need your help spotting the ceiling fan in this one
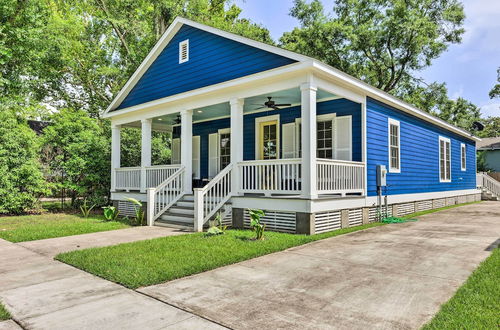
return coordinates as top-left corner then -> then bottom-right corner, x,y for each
172,114 -> 181,125
256,97 -> 292,110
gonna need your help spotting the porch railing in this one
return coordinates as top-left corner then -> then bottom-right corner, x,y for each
238,159 -> 302,195
114,165 -> 181,191
477,172 -> 500,197
194,164 -> 233,231
147,166 -> 185,225
316,159 -> 365,194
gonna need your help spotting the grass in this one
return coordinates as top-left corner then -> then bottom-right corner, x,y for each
56,223 -> 384,288
422,247 -> 500,329
0,303 -> 10,321
0,213 -> 130,243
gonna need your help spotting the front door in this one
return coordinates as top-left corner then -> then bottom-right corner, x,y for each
258,120 -> 278,160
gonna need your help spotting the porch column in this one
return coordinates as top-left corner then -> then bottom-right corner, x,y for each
180,109 -> 193,193
300,82 -> 318,199
140,118 -> 152,192
111,123 -> 121,192
230,98 -> 244,195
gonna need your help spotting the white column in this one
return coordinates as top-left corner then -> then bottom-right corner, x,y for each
361,98 -> 367,196
111,124 -> 121,192
230,98 -> 244,195
180,110 -> 193,193
300,82 -> 318,199
140,118 -> 152,192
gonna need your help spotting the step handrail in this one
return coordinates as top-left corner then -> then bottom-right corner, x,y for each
477,172 -> 500,197
193,164 -> 233,231
147,166 -> 185,225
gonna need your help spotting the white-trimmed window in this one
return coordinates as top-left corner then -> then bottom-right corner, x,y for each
388,118 -> 400,173
460,143 -> 466,171
439,136 -> 451,182
219,129 -> 231,170
179,39 -> 189,63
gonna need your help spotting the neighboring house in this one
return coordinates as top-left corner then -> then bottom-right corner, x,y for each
477,137 -> 500,172
103,17 -> 480,234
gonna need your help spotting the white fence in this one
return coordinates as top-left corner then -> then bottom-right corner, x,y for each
316,159 -> 365,194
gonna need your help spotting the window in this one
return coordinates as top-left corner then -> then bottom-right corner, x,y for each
439,137 -> 451,182
317,120 -> 333,158
460,143 -> 466,171
219,132 -> 231,170
179,40 -> 189,63
388,118 -> 400,173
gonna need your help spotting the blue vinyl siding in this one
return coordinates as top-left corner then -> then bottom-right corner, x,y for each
116,25 -> 296,110
366,98 -> 476,196
174,98 -> 361,179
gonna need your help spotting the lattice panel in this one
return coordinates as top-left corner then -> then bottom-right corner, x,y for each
348,209 -> 363,227
244,210 -> 296,233
117,200 -> 137,218
397,203 -> 415,216
416,200 -> 432,212
314,211 -> 341,234
433,198 -> 446,208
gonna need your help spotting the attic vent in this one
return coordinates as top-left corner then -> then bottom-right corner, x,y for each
179,39 -> 189,63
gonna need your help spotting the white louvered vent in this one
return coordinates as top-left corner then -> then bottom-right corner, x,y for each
315,211 -> 341,234
446,197 -> 456,206
457,195 -> 467,204
368,206 -> 392,222
348,208 -> 363,227
117,201 -> 137,218
222,207 -> 232,227
416,200 -> 432,212
179,39 -> 189,63
397,203 -> 415,216
433,198 -> 446,208
244,210 -> 296,233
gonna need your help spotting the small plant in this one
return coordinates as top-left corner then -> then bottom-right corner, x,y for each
102,205 -> 120,221
205,213 -> 227,237
80,199 -> 96,218
125,198 -> 144,226
248,209 -> 266,240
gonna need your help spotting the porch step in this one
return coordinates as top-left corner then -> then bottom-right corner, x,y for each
154,219 -> 194,231
169,206 -> 194,215
160,213 -> 193,224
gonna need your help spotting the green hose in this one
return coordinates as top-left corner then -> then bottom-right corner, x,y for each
381,216 -> 418,223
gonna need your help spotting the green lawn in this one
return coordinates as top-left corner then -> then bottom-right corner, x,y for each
422,247 -> 500,329
0,213 -> 129,243
0,303 -> 10,321
56,223 -> 384,288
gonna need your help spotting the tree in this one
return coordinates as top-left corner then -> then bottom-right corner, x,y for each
280,0 -> 465,94
437,97 -> 481,131
0,108 -> 47,214
42,109 -> 110,205
489,67 -> 500,99
479,117 -> 500,138
119,128 -> 171,168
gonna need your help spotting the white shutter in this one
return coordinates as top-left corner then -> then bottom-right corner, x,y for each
208,133 -> 219,178
282,123 -> 296,159
192,136 -> 200,179
171,138 -> 181,164
335,116 -> 352,161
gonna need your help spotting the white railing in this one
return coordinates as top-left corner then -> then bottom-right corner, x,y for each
194,164 -> 233,231
477,172 -> 500,197
147,167 -> 185,225
316,159 -> 365,194
146,165 -> 181,188
115,167 -> 141,190
238,159 -> 302,195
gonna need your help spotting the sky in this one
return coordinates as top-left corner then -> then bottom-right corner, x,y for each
234,0 -> 500,118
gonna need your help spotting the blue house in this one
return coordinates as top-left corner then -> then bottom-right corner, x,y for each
104,17 -> 480,234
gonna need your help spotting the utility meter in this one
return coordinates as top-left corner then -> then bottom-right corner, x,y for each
376,164 -> 387,187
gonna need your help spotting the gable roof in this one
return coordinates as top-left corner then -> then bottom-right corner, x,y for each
477,137 -> 500,150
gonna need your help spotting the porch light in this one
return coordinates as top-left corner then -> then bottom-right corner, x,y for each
197,110 -> 203,113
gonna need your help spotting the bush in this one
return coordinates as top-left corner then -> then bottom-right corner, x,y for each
0,110 -> 47,214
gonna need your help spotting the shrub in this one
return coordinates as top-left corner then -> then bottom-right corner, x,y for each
102,205 -> 120,221
79,199 -> 95,218
125,198 -> 145,226
206,213 -> 227,237
248,209 -> 266,240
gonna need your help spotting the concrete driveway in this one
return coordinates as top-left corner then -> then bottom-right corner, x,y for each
140,201 -> 500,329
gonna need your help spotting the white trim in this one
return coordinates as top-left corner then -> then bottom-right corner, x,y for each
335,115 -> 352,161
316,113 -> 336,159
439,136 -> 451,183
179,39 -> 189,63
361,99 -> 367,196
388,118 -> 401,173
460,143 -> 466,171
255,114 -> 280,160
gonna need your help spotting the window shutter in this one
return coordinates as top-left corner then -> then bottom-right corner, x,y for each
192,136 -> 200,179
335,116 -> 352,161
171,138 -> 181,164
282,123 -> 296,159
208,133 -> 219,178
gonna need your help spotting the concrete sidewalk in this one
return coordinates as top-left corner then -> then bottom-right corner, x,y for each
140,201 -> 500,329
0,238 -> 223,330
18,226 -> 188,257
